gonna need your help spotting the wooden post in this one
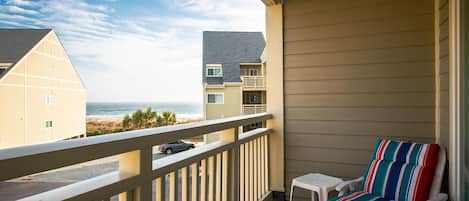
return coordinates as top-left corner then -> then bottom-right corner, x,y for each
219,127 -> 239,201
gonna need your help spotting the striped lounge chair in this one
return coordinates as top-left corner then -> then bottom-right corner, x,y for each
329,139 -> 448,201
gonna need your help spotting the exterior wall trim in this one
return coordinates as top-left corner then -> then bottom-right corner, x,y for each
240,63 -> 262,65
449,0 -> 462,200
204,83 -> 243,89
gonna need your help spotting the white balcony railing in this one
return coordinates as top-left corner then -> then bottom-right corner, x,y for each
241,76 -> 265,89
0,113 -> 273,201
242,104 -> 267,115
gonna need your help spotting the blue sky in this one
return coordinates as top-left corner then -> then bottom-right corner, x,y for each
0,0 -> 265,102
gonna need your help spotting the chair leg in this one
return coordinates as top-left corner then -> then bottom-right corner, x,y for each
290,185 -> 295,201
319,189 -> 328,201
311,191 -> 317,201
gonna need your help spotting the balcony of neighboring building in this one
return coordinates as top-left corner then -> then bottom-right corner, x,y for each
240,64 -> 266,90
242,91 -> 266,115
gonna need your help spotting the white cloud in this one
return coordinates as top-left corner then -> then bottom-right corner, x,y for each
0,0 -> 265,102
2,5 -> 39,15
5,0 -> 37,7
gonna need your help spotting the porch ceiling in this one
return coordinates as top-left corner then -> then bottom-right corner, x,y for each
261,0 -> 282,6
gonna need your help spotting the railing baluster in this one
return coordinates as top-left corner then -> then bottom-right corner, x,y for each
245,143 -> 250,201
182,167 -> 188,201
249,141 -> 254,201
258,137 -> 263,196
264,135 -> 269,193
201,159 -> 207,201
156,177 -> 165,201
254,139 -> 258,200
240,144 -> 245,201
215,153 -> 222,201
208,156 -> 215,201
191,163 -> 198,201
169,171 -> 178,201
222,151 -> 229,201
260,136 -> 265,195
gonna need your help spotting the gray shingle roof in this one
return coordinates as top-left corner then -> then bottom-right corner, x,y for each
0,29 -> 51,78
203,31 -> 265,84
0,29 -> 51,63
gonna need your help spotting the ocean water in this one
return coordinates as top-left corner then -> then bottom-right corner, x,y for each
86,102 -> 203,118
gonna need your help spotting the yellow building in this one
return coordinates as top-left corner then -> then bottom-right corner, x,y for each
0,29 -> 86,149
202,31 -> 266,142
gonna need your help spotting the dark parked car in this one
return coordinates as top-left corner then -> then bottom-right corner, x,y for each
159,140 -> 195,154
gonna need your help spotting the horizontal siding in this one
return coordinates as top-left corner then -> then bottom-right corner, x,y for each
285,0 -> 433,28
286,93 -> 434,107
283,0 -> 435,199
286,120 -> 434,138
285,77 -> 434,94
285,46 -> 434,67
286,134 -> 434,150
285,62 -> 434,80
286,108 -> 434,122
284,0 -> 431,16
285,31 -> 434,55
285,14 -> 433,42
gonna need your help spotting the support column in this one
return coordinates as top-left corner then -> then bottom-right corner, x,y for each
265,4 -> 285,193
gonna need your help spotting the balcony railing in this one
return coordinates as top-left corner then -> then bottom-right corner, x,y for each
241,76 -> 265,89
0,113 -> 273,201
242,104 -> 267,115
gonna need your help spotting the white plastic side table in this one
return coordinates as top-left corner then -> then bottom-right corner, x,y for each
290,173 -> 343,201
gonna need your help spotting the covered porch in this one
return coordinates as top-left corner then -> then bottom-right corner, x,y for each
262,0 -> 468,200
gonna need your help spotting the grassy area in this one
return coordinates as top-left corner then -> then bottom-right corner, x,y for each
86,117 -> 204,142
86,119 -> 124,136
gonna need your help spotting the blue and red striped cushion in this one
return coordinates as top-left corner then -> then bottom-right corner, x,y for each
329,191 -> 388,201
360,139 -> 439,201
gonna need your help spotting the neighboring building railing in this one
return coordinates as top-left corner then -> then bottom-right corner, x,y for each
243,104 -> 267,115
0,113 -> 273,201
241,76 -> 265,89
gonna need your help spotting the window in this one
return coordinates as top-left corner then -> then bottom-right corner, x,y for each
45,120 -> 53,128
248,69 -> 258,76
44,95 -> 54,105
206,64 -> 222,77
207,93 -> 224,104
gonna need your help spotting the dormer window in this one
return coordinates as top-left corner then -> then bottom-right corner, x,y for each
206,64 -> 222,77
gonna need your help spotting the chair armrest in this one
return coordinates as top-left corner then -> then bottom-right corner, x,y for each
427,193 -> 448,201
335,177 -> 363,196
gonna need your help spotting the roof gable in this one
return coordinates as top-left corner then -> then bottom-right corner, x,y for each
0,29 -> 51,64
0,29 -> 51,78
202,31 -> 265,84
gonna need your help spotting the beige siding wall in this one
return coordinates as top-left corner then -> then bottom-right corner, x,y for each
205,85 -> 242,142
205,86 -> 242,120
0,31 -> 86,149
283,0 -> 436,199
